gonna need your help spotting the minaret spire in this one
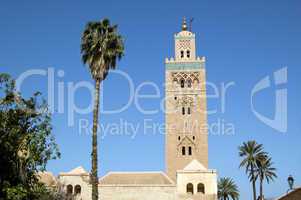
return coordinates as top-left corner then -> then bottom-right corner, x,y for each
166,19 -> 208,181
182,17 -> 187,31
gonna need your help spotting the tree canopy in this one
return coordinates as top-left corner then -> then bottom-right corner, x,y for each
0,73 -> 60,200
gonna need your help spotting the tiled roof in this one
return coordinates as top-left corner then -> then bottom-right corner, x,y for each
59,166 -> 89,176
276,187 -> 301,200
183,159 -> 207,171
99,171 -> 174,185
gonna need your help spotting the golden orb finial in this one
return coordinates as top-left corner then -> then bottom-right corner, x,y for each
182,17 -> 187,31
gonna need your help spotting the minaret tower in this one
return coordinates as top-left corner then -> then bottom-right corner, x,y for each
165,18 -> 208,181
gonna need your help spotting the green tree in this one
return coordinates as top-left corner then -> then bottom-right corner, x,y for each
218,177 -> 240,200
253,157 -> 277,200
238,141 -> 267,200
80,18 -> 124,200
0,73 -> 60,200
32,183 -> 65,200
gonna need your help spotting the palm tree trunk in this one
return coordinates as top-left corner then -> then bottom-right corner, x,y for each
260,178 -> 263,200
251,165 -> 257,200
91,78 -> 100,200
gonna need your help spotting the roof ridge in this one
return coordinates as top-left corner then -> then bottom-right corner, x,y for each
103,171 -> 165,174
159,171 -> 175,184
276,187 -> 301,200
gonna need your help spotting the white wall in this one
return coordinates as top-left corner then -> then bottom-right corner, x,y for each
99,185 -> 176,200
176,170 -> 217,196
59,175 -> 91,200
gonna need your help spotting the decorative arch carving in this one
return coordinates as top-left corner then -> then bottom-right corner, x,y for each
174,96 -> 194,110
171,72 -> 200,88
177,136 -> 196,156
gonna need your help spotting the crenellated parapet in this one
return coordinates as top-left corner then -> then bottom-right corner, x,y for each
165,56 -> 206,70
165,56 -> 205,63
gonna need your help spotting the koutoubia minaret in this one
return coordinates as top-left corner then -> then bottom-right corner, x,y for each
165,18 -> 208,181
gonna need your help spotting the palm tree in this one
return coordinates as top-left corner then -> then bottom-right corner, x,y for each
81,19 -> 124,200
238,141 -> 267,200
253,157 -> 277,200
218,177 -> 240,200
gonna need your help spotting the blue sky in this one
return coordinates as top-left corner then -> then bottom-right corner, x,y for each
1,0 -> 300,199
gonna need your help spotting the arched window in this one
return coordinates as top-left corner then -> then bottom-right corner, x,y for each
197,183 -> 205,194
186,183 -> 194,194
181,50 -> 184,58
67,185 -> 73,195
187,107 -> 191,115
182,146 -> 186,155
75,185 -> 81,195
188,146 -> 192,155
187,50 -> 190,58
178,136 -> 181,141
182,107 -> 185,115
187,79 -> 192,88
180,79 -> 185,88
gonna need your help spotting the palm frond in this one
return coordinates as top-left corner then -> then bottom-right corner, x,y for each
254,156 -> 277,184
80,18 -> 125,81
218,177 -> 240,200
